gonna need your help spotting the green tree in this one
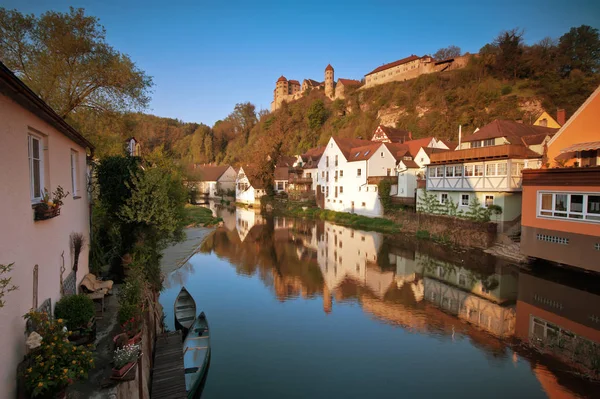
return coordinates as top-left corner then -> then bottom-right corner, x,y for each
493,28 -> 525,79
306,99 -> 329,131
558,25 -> 600,76
0,7 -> 152,117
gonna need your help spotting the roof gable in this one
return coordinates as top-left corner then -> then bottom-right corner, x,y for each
193,165 -> 231,181
372,125 -> 411,143
464,120 -> 558,144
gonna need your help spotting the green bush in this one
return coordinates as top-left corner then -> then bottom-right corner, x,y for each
501,85 -> 513,95
416,230 -> 431,239
54,294 -> 95,329
117,277 -> 143,324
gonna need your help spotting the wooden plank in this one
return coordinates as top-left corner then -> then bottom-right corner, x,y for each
151,331 -> 187,399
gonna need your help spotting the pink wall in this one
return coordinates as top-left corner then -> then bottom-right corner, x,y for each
0,93 -> 91,396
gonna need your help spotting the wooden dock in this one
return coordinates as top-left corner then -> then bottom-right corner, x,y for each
151,331 -> 187,399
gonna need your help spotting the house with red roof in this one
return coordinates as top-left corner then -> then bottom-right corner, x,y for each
235,166 -> 267,206
420,120 -> 559,228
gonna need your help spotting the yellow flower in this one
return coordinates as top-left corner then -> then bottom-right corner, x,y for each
89,359 -> 93,363
40,362 -> 44,366
27,368 -> 32,373
80,370 -> 83,374
57,319 -> 63,323
72,360 -> 77,364
63,369 -> 68,373
38,382 -> 43,387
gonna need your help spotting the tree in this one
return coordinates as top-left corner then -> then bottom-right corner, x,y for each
558,25 -> 600,76
229,102 -> 258,142
0,7 -> 152,117
306,99 -> 329,131
493,28 -> 525,79
434,45 -> 461,60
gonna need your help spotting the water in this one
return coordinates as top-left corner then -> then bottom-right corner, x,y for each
160,203 -> 600,398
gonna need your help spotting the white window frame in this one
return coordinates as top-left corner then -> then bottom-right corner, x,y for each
461,194 -> 470,206
537,191 -> 600,223
71,150 -> 79,197
464,165 -> 474,177
28,133 -> 44,203
440,193 -> 448,204
484,195 -> 494,208
497,162 -> 507,176
474,165 -> 484,177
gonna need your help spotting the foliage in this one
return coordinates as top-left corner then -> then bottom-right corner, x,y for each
492,28 -> 525,79
558,25 -> 600,76
113,343 -> 141,369
0,7 -> 152,118
117,277 -> 143,324
22,311 -> 94,397
54,294 -> 95,331
434,45 -> 461,60
416,230 -> 431,239
0,262 -> 17,308
464,197 -> 491,222
285,206 -> 401,234
306,99 -> 329,131
418,189 -> 500,223
183,205 -> 223,227
96,156 -> 140,215
377,179 -> 393,213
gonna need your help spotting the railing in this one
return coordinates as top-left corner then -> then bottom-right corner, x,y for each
367,176 -> 397,185
429,145 -> 535,164
289,177 -> 313,184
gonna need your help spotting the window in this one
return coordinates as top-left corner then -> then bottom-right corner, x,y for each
497,162 -> 507,176
537,234 -> 569,245
512,162 -> 525,176
361,202 -> 366,207
28,134 -> 44,202
446,166 -> 454,177
335,155 -> 338,166
340,186 -> 344,194
322,171 -> 325,178
436,166 -> 444,177
486,163 -> 496,176
484,195 -> 494,207
440,193 -> 448,204
461,194 -> 470,206
538,192 -> 600,222
334,186 -> 338,198
429,167 -> 435,177
455,165 -> 463,177
386,168 -> 391,176
483,139 -> 494,147
340,170 -> 343,178
357,168 -> 362,176
326,156 -> 329,167
306,172 -> 312,178
326,171 -> 329,182
458,274 -> 467,286
326,187 -> 329,197
277,181 -> 284,190
474,165 -> 484,176
71,150 -> 79,197
380,151 -> 384,157
471,141 -> 481,148
465,165 -> 473,177
364,150 -> 370,156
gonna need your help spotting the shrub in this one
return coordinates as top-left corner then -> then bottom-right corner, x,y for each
113,343 -> 141,369
501,85 -> 513,95
117,277 -> 143,324
416,230 -> 431,239
54,294 -> 95,330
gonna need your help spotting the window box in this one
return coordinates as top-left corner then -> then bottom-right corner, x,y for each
33,203 -> 61,221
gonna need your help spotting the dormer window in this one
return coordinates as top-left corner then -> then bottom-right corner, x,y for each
364,150 -> 370,156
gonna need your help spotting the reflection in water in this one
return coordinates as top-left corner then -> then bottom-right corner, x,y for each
165,202 -> 600,398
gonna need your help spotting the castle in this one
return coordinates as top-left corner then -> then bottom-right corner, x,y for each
270,64 -> 360,111
271,54 -> 470,111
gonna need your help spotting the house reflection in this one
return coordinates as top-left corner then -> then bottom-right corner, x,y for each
193,209 -> 599,394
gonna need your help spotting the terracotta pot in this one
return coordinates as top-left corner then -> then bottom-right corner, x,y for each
111,361 -> 137,378
128,331 -> 142,345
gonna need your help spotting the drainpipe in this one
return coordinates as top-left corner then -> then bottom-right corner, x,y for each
458,125 -> 462,149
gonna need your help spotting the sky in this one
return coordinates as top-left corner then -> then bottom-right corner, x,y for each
5,0 -> 600,126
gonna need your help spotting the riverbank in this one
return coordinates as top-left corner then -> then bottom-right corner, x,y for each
160,227 -> 214,275
265,199 -> 496,249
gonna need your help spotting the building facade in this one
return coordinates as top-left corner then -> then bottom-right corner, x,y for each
192,165 -> 237,199
0,62 -> 94,396
235,166 -> 266,205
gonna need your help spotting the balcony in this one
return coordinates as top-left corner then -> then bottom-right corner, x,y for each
288,177 -> 313,184
429,144 -> 537,164
367,176 -> 397,185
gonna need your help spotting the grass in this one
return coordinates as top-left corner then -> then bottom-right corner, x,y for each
183,205 -> 222,227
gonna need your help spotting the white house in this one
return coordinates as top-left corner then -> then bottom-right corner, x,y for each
192,165 -> 236,198
125,137 -> 141,157
235,166 -> 266,205
317,137 -> 401,217
300,147 -> 325,191
420,120 -> 559,226
0,62 -> 94,396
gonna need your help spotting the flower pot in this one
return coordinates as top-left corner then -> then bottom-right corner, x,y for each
112,361 -> 137,379
33,205 -> 60,221
128,331 -> 142,345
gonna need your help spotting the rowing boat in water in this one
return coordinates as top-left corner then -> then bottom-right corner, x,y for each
174,287 -> 196,333
183,312 -> 211,398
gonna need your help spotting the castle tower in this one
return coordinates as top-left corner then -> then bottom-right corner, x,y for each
273,75 -> 289,111
325,64 -> 334,99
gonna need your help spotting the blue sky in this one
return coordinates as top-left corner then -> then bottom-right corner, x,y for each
5,0 -> 600,126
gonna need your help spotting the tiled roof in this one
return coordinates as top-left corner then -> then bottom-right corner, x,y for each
288,80 -> 300,85
277,75 -> 287,82
376,125 -> 411,143
338,78 -> 361,86
240,166 -> 265,189
405,137 -> 435,158
521,133 -> 553,146
400,159 -> 420,168
464,120 -> 558,143
193,165 -> 231,181
303,79 -> 321,87
333,137 -> 374,160
383,143 -> 410,159
276,155 -> 297,167
365,55 -> 421,76
347,143 -> 384,162
325,64 -> 334,71
422,147 -> 451,156
274,166 -> 290,180
438,139 -> 458,150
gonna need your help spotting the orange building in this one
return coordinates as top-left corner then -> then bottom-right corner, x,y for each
520,85 -> 600,272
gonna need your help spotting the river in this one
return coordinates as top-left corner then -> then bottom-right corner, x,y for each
159,203 -> 600,398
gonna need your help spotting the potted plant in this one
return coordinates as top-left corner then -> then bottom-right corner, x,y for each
122,317 -> 142,343
33,186 -> 69,221
54,294 -> 96,345
21,311 -> 94,398
111,343 -> 141,379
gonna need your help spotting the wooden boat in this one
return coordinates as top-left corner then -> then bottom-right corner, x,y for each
183,312 -> 211,398
174,287 -> 196,333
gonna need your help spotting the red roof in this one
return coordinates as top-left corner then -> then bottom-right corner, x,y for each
338,78 -> 361,86
288,80 -> 300,85
333,137 -> 374,160
383,143 -> 410,159
303,79 -> 321,87
464,120 -> 558,144
365,55 -> 421,76
405,137 -> 435,158
274,166 -> 290,180
277,75 -> 288,82
438,139 -> 458,150
347,143 -> 384,162
373,125 -> 411,143
240,165 -> 265,189
325,64 -> 334,71
191,165 -> 231,181
399,159 -> 420,168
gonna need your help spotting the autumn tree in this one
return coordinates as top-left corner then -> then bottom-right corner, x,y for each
558,25 -> 600,76
433,45 -> 461,60
0,7 -> 152,117
493,28 -> 525,79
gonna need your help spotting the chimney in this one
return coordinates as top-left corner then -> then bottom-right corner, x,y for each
458,125 -> 462,148
557,109 -> 566,126
408,131 -> 413,140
